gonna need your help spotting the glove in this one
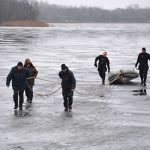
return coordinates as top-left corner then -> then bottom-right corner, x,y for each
94,63 -> 97,67
108,69 -> 110,73
135,64 -> 137,68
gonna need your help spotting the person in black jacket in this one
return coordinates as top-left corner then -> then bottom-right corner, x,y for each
59,64 -> 76,111
6,62 -> 29,112
135,47 -> 150,86
94,51 -> 110,84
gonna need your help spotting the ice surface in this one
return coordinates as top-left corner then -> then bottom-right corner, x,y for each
1,24 -> 150,149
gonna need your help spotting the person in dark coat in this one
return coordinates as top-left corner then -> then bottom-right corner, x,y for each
6,62 -> 29,112
94,51 -> 110,84
59,64 -> 76,111
24,59 -> 38,103
135,47 -> 150,86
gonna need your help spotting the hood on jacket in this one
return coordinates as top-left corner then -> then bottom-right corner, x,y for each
24,59 -> 33,67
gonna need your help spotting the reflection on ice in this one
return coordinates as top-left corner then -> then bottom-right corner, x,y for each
132,88 -> 147,96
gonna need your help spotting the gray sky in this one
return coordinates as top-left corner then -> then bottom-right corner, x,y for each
40,0 -> 150,9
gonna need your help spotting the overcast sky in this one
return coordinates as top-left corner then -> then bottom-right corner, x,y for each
40,0 -> 150,9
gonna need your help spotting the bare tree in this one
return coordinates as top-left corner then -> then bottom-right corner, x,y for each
0,0 -> 39,22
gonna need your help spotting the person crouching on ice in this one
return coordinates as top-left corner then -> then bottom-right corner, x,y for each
6,62 -> 29,114
94,51 -> 110,84
24,59 -> 38,103
59,64 -> 76,111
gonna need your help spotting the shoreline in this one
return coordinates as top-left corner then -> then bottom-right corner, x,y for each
0,20 -> 49,27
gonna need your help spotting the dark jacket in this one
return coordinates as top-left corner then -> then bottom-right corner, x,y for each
95,55 -> 110,72
59,69 -> 76,90
135,52 -> 150,70
6,66 -> 29,90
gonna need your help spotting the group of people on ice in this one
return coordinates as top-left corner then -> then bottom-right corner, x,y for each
6,59 -> 38,114
6,47 -> 150,114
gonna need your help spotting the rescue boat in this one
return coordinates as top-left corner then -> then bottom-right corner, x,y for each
108,69 -> 139,84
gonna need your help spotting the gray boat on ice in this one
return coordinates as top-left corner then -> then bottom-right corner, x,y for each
108,69 -> 139,84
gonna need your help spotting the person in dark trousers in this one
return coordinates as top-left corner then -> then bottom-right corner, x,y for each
6,62 -> 29,113
94,51 -> 110,84
24,59 -> 38,103
135,47 -> 150,86
59,64 -> 76,111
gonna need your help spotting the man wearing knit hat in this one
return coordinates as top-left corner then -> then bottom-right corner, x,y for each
59,64 -> 76,111
6,62 -> 29,115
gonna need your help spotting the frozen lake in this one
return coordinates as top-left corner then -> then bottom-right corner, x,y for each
1,23 -> 150,149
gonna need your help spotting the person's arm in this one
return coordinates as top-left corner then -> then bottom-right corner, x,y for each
71,72 -> 76,90
135,54 -> 140,67
107,58 -> 110,73
6,68 -> 13,87
94,56 -> 99,67
148,53 -> 150,61
58,71 -> 62,79
33,67 -> 38,78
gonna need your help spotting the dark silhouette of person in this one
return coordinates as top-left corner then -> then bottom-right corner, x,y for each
135,47 -> 150,86
6,62 -> 29,114
94,51 -> 110,84
59,64 -> 76,111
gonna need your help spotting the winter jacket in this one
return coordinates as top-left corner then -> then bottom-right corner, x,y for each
135,52 -> 150,70
95,55 -> 110,72
24,59 -> 38,87
6,66 -> 29,90
59,69 -> 76,90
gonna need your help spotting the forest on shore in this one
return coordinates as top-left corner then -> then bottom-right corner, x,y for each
0,0 -> 150,23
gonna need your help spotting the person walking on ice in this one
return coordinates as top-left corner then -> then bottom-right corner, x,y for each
6,62 -> 29,115
94,51 -> 110,84
135,47 -> 150,86
59,64 -> 76,111
24,59 -> 38,103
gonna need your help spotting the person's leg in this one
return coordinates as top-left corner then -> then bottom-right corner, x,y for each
68,91 -> 73,109
28,86 -> 33,103
99,71 -> 103,83
101,71 -> 106,84
19,90 -> 24,110
143,68 -> 148,86
13,89 -> 18,109
139,69 -> 144,85
25,86 -> 30,102
62,90 -> 68,111
30,87 -> 33,102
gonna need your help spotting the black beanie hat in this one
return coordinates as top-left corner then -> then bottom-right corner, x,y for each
142,47 -> 146,51
61,64 -> 67,70
17,62 -> 23,66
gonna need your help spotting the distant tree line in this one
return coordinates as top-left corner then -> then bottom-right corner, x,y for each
38,3 -> 150,23
1,0 -> 150,23
0,0 -> 39,22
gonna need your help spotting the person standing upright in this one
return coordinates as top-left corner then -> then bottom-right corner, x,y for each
24,59 -> 38,103
59,64 -> 76,111
6,62 -> 29,114
94,51 -> 110,84
135,47 -> 150,86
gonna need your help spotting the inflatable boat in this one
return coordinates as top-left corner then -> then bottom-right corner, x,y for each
108,69 -> 139,84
